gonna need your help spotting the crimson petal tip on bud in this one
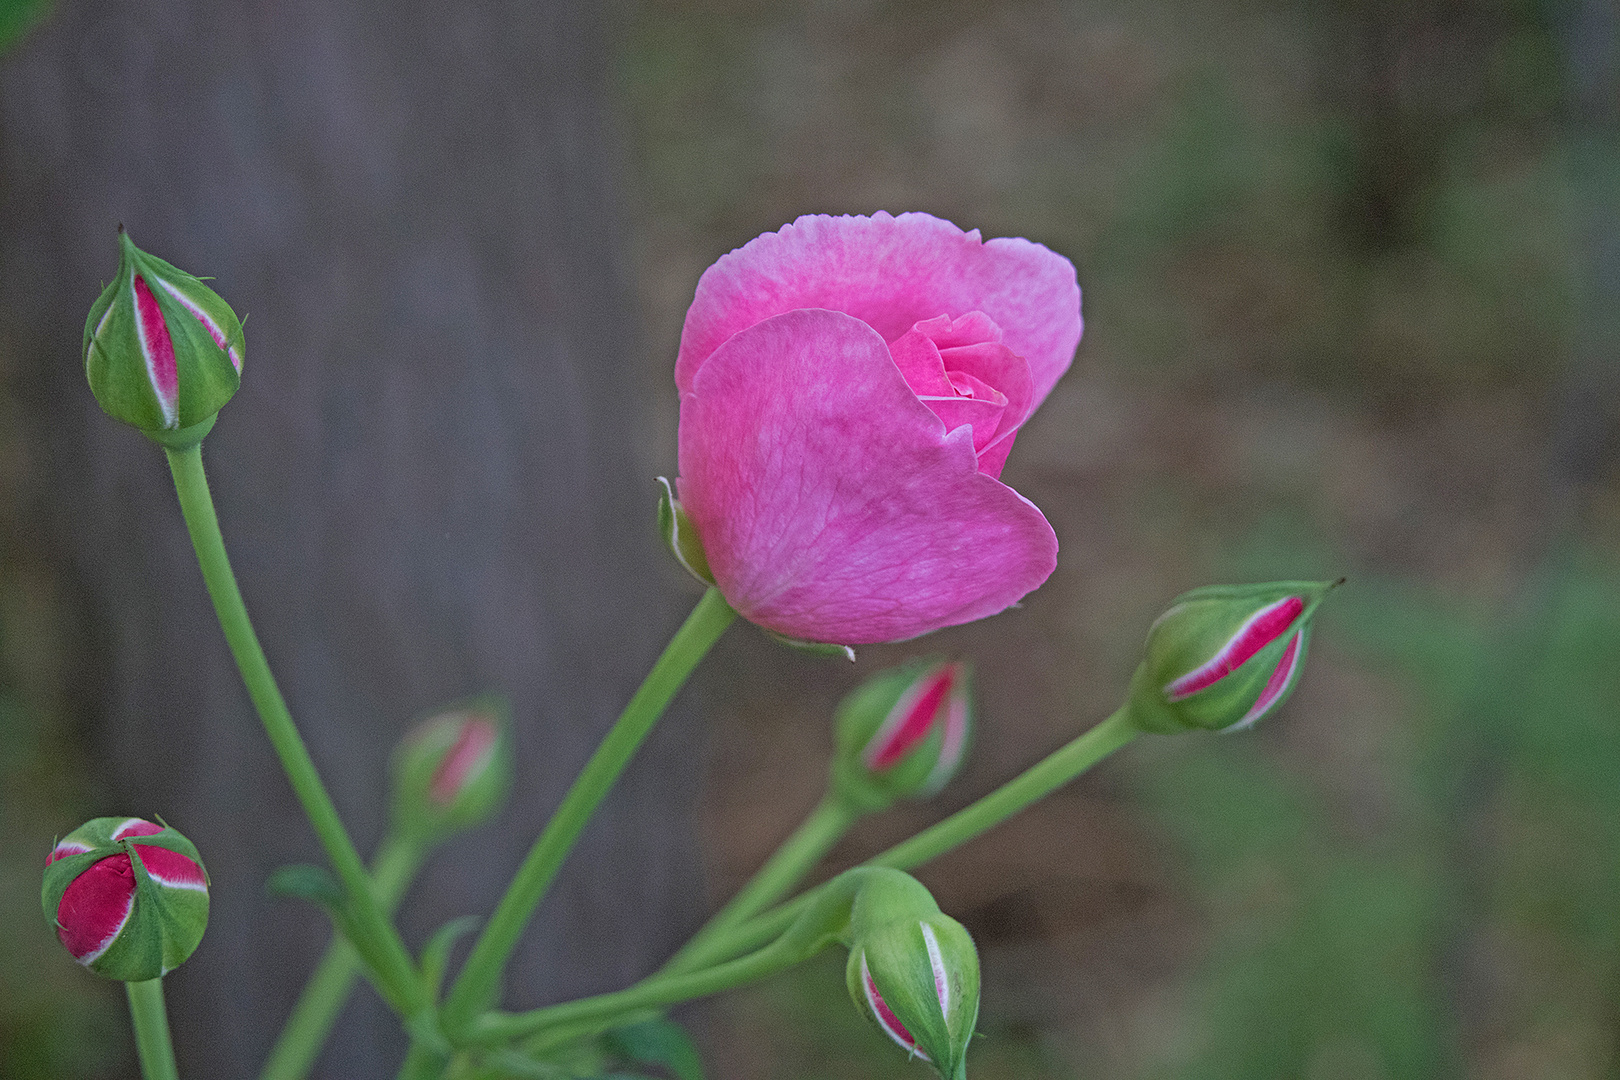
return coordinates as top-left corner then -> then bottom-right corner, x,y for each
391,697 -> 514,844
83,229 -> 244,444
1126,579 -> 1340,734
41,817 -> 209,982
832,658 -> 974,812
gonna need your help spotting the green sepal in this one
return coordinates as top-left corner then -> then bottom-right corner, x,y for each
136,245 -> 242,425
656,477 -> 714,586
764,630 -> 856,662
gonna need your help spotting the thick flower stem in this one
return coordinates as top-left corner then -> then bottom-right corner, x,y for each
439,588 -> 738,1039
262,834 -> 425,1080
668,707 -> 1139,975
668,793 -> 856,969
165,444 -> 424,1015
126,978 -> 179,1080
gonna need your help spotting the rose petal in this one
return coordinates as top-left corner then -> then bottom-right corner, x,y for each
677,309 -> 1058,644
889,327 -> 958,399
940,341 -> 1034,434
677,212 -> 1080,405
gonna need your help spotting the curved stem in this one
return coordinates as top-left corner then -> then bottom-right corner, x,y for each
126,978 -> 179,1080
166,444 -> 424,1015
668,707 -> 1139,975
477,937 -> 800,1046
262,835 -> 425,1080
872,706 -> 1137,870
440,588 -> 737,1037
505,867 -> 874,1055
669,793 -> 856,969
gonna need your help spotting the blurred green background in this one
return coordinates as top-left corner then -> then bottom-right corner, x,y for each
5,0 -> 1620,1077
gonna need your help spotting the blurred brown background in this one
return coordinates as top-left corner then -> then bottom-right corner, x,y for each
5,0 -> 1620,1078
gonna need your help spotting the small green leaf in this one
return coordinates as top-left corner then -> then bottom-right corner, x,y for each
605,1017 -> 706,1080
266,864 -> 345,911
419,915 -> 481,997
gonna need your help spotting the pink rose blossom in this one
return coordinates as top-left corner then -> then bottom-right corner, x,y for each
674,212 -> 1081,644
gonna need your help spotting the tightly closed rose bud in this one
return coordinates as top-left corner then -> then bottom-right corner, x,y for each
843,870 -> 980,1080
674,213 -> 1079,645
41,817 -> 209,981
1126,580 -> 1340,733
391,700 -> 514,844
832,658 -> 973,812
82,228 -> 244,444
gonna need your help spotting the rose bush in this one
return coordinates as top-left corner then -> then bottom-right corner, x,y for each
675,212 -> 1081,644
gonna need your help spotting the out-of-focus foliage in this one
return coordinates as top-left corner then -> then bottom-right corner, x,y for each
0,0 -> 49,53
0,398 -> 122,1076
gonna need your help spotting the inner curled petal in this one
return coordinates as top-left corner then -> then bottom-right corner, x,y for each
888,312 -> 1034,479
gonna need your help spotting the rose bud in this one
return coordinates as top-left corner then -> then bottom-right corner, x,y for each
674,213 -> 1079,645
390,699 -> 514,844
843,870 -> 980,1080
831,658 -> 973,812
82,228 -> 244,445
41,817 -> 209,982
1125,580 -> 1341,733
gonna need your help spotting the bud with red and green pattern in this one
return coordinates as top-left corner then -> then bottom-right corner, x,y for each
82,228 -> 244,446
831,658 -> 973,812
390,698 -> 514,845
1126,579 -> 1340,733
42,817 -> 209,982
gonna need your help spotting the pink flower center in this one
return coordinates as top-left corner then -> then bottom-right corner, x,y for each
888,312 -> 1035,480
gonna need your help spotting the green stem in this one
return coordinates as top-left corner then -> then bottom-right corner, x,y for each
505,866 -> 874,1054
126,978 -> 179,1080
475,937 -> 800,1046
165,444 -> 424,1015
440,588 -> 738,1037
262,835 -> 425,1080
872,706 -> 1137,870
669,707 -> 1139,974
669,793 -> 856,969
394,1041 -> 451,1080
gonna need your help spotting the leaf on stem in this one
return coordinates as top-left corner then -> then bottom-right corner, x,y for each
604,1017 -> 706,1080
